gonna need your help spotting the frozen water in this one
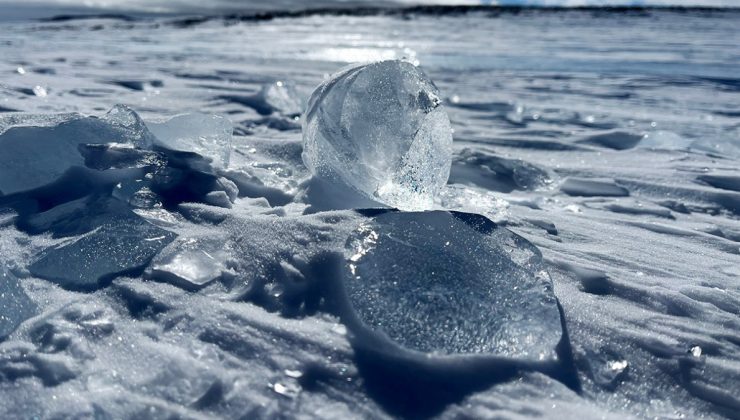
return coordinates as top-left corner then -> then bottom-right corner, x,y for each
147,113 -> 233,168
147,236 -> 231,291
258,81 -> 303,116
0,105 -> 153,195
29,212 -> 176,290
0,9 -> 738,420
302,60 -> 453,210
343,210 -> 562,359
0,265 -> 37,340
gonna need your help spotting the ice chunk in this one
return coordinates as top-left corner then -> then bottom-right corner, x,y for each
0,105 -> 154,195
1,265 -> 37,340
147,237 -> 230,291
147,113 -> 233,168
450,149 -> 553,193
258,81 -> 303,116
302,60 -> 453,210
343,210 -> 562,360
218,81 -> 302,117
29,214 -> 176,290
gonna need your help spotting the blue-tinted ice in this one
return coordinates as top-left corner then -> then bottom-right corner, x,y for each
0,105 -> 153,195
29,212 -> 176,290
343,210 -> 562,360
147,113 -> 233,168
0,265 -> 37,340
302,60 -> 453,210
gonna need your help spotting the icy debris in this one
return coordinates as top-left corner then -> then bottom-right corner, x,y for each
577,131 -> 645,151
560,178 -> 629,197
147,236 -> 231,291
0,112 -> 82,135
147,113 -> 233,168
258,81 -> 303,116
450,149 -> 553,192
29,213 -> 176,290
204,191 -> 232,208
218,81 -> 302,117
177,203 -> 229,225
689,346 -> 703,358
302,60 -> 453,210
343,210 -> 562,359
0,265 -> 37,340
0,105 -> 153,195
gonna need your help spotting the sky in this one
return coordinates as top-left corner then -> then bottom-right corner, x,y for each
0,0 -> 737,20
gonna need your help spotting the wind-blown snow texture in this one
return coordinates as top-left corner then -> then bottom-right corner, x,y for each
1,7 -> 739,419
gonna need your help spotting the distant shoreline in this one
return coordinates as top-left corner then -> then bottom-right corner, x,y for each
35,4 -> 740,26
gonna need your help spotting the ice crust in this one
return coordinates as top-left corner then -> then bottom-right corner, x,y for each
0,265 -> 37,340
343,210 -> 562,359
302,60 -> 453,210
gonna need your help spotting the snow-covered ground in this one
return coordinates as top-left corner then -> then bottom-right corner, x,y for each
1,7 -> 739,419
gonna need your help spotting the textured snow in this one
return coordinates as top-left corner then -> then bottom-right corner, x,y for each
0,8 -> 739,420
302,60 -> 453,210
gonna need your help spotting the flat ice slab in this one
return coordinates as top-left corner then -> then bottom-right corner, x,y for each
343,210 -> 562,360
0,265 -> 37,340
29,212 -> 176,290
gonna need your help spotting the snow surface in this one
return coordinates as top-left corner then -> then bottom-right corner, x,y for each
0,7 -> 739,420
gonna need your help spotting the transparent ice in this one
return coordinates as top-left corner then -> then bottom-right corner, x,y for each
0,265 -> 37,340
147,113 -> 233,168
344,211 -> 562,359
302,60 -> 453,210
0,105 -> 153,195
29,211 -> 175,290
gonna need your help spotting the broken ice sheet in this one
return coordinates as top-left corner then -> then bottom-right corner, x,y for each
302,60 -> 453,210
0,105 -> 154,195
147,113 -> 233,168
29,212 -> 176,291
1,265 -> 37,340
343,210 -> 562,360
146,236 -> 232,291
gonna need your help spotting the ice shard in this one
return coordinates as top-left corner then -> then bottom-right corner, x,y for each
1,265 -> 37,340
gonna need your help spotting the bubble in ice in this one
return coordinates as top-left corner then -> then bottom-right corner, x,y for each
302,60 -> 453,210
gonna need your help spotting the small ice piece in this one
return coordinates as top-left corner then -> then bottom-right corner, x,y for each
343,210 -> 562,359
1,265 -> 37,340
302,60 -> 453,210
689,346 -> 702,358
258,81 -> 303,116
147,113 -> 233,168
0,105 -> 154,195
147,237 -> 229,291
29,214 -> 176,290
204,191 -> 232,208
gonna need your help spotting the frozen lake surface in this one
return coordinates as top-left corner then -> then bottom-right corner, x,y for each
1,7 -> 739,419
